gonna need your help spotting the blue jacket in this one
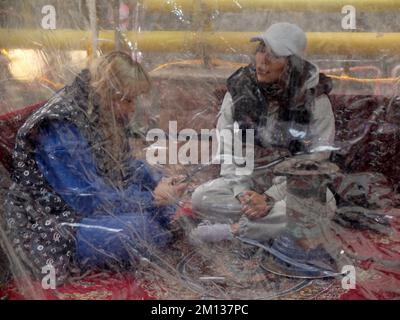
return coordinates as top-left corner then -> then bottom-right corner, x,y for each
35,120 -> 174,267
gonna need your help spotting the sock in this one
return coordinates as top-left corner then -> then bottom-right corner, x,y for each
189,223 -> 233,245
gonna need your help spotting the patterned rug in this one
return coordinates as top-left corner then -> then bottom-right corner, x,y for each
170,242 -> 347,300
1,213 -> 399,300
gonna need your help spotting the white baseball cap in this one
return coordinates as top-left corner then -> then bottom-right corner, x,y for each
251,22 -> 307,58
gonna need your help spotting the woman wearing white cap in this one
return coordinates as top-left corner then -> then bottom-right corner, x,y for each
190,23 -> 336,244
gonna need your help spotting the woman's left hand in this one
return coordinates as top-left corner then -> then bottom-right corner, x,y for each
238,191 -> 272,220
153,176 -> 188,206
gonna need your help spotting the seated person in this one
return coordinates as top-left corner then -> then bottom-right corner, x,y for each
4,51 -> 187,285
191,23 -> 336,244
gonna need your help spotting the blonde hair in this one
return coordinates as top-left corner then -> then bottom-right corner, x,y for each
87,52 -> 151,182
89,51 -> 151,110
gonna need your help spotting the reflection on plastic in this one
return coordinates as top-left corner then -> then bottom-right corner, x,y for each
0,1 -> 400,301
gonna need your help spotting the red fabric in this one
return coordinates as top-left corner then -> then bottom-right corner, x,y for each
339,214 -> 400,300
340,267 -> 400,300
1,211 -> 400,300
0,272 -> 154,300
0,102 -> 45,121
0,101 -> 45,172
173,204 -> 195,220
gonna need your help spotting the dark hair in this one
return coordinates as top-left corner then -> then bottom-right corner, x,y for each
255,41 -> 266,54
276,55 -> 312,124
254,41 -> 283,61
252,42 -> 311,124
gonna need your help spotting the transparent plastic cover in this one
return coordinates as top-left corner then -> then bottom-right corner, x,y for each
0,0 -> 400,300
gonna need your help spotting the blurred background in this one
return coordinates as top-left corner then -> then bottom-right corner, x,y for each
1,0 -> 400,114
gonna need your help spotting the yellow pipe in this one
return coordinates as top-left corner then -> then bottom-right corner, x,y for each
142,0 -> 400,12
150,59 -> 400,86
3,29 -> 400,57
307,32 -> 400,56
150,58 -> 245,72
115,31 -> 400,56
328,74 -> 400,83
0,29 -> 93,50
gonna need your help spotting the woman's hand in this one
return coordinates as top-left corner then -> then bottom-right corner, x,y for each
237,190 -> 272,220
153,176 -> 188,206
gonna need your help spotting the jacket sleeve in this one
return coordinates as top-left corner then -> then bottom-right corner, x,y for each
124,159 -> 160,192
306,94 -> 336,161
35,121 -> 156,217
75,214 -> 172,267
216,92 -> 253,196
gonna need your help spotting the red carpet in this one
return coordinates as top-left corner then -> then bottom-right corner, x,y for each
0,272 -> 153,300
339,212 -> 400,299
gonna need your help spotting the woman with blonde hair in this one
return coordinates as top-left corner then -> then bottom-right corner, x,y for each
4,51 -> 186,285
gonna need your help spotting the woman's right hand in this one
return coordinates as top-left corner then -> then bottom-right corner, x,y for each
153,176 -> 188,206
237,190 -> 272,220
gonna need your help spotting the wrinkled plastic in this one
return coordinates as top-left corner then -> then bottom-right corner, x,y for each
1,0 -> 400,300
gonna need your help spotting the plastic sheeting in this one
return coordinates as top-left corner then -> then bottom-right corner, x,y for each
1,0 -> 400,300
